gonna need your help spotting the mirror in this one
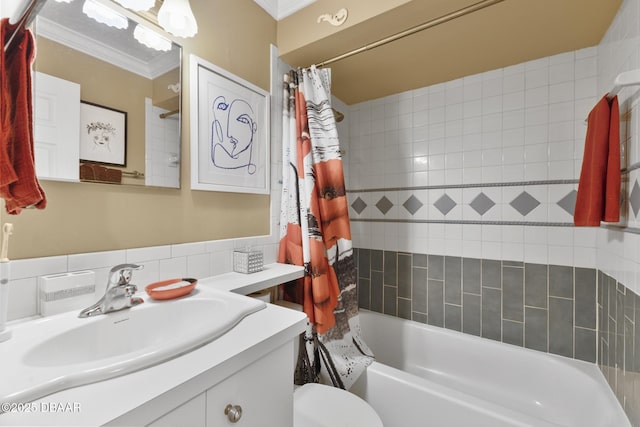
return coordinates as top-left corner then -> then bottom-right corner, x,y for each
32,0 -> 181,188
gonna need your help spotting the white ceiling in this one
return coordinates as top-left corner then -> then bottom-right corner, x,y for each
253,0 -> 315,20
36,0 -> 179,79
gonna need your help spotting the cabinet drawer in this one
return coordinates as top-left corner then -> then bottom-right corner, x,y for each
206,343 -> 294,427
148,394 -> 206,427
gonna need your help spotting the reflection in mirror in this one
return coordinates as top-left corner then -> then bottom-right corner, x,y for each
33,0 -> 182,188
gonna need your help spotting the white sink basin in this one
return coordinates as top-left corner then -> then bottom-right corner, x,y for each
0,288 -> 265,405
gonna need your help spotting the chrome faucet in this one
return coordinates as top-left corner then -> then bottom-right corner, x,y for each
78,264 -> 144,318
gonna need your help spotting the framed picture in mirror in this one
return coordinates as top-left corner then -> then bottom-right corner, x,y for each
79,101 -> 127,167
190,54 -> 270,194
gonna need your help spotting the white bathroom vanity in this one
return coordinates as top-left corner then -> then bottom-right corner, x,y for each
0,264 -> 306,426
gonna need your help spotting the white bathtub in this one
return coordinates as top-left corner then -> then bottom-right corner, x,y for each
351,310 -> 629,427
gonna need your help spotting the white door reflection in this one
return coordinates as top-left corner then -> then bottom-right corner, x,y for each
34,71 -> 80,182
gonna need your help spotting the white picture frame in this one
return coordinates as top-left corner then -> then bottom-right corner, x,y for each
190,54 -> 270,194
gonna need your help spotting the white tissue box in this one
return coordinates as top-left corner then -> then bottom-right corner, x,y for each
39,271 -> 96,316
233,250 -> 263,274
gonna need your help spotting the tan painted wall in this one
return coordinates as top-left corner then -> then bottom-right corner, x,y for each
8,0 -> 276,260
278,0 -> 622,104
153,68 -> 180,111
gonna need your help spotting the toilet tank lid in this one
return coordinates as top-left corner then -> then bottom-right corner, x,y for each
274,299 -> 303,311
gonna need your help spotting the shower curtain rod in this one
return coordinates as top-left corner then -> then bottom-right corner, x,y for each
313,0 -> 506,68
159,109 -> 179,119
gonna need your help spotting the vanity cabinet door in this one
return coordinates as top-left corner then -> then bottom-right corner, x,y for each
206,343 -> 294,427
147,393 -> 206,427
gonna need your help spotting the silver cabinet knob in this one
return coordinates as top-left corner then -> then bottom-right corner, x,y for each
224,404 -> 242,423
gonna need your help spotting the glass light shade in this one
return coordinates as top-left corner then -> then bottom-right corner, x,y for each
82,0 -> 128,29
113,0 -> 154,12
53,0 -> 74,3
133,24 -> 172,51
157,0 -> 197,38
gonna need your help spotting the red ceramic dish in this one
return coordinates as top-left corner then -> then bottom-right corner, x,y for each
145,278 -> 198,300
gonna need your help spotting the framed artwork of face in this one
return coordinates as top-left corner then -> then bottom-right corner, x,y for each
79,101 -> 127,167
190,54 -> 270,194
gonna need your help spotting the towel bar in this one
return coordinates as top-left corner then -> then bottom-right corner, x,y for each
4,0 -> 47,52
607,69 -> 640,100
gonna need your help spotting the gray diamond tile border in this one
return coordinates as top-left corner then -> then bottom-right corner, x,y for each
510,191 -> 541,216
469,192 -> 496,216
351,197 -> 367,215
557,190 -> 577,216
403,195 -> 424,215
434,194 -> 457,216
630,180 -> 640,217
376,196 -> 394,215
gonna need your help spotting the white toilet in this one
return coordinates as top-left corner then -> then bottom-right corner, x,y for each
293,383 -> 383,427
273,300 -> 383,427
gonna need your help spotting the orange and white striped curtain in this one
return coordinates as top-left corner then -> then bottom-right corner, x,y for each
278,66 -> 373,389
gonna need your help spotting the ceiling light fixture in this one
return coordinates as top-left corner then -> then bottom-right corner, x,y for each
82,0 -> 128,29
53,0 -> 74,3
157,0 -> 198,38
133,24 -> 172,51
113,0 -> 154,12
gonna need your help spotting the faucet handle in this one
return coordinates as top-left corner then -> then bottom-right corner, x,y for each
108,263 -> 143,287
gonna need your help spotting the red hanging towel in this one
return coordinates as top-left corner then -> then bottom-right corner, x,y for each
0,20 -> 18,195
604,96 -> 620,222
0,18 -> 47,215
574,94 -> 620,226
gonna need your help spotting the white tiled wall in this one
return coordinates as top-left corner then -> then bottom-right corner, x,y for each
6,238 -> 280,322
345,47 -> 599,268
347,51 -> 597,189
145,98 -> 180,188
595,0 -> 640,297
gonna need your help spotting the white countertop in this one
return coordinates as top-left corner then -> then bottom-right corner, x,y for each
200,262 -> 304,295
0,263 -> 306,426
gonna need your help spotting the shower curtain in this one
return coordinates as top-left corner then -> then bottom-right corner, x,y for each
278,66 -> 373,390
